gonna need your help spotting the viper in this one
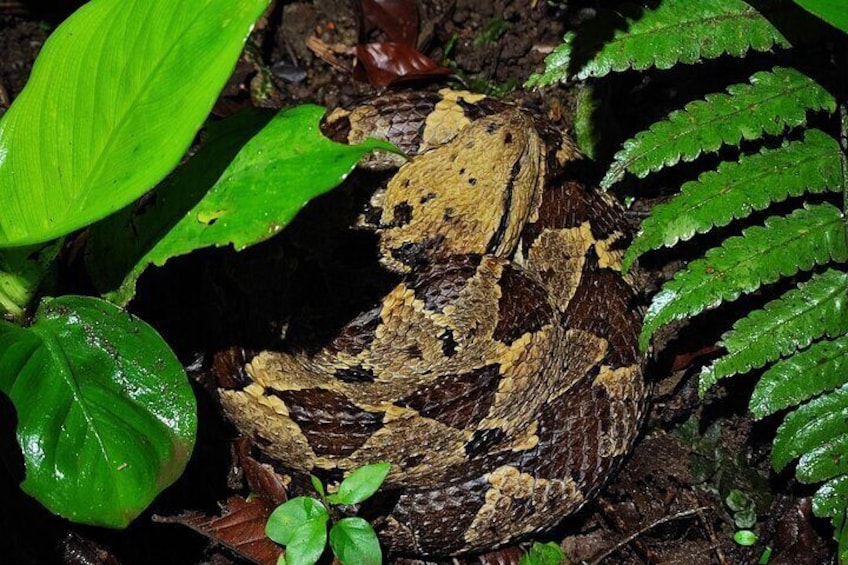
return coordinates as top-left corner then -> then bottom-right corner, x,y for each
216,89 -> 648,558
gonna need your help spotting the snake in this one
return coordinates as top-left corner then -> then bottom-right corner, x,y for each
215,89 -> 648,558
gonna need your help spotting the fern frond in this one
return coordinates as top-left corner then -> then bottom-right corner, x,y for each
699,268 -> 848,394
622,130 -> 845,271
526,0 -> 791,87
772,382 -> 848,472
751,334 -> 848,419
798,433 -> 848,483
640,203 -> 848,352
601,67 -> 836,189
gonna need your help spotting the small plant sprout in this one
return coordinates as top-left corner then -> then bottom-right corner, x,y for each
265,462 -> 391,565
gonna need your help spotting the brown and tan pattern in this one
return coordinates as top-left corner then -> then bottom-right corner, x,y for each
217,89 -> 648,558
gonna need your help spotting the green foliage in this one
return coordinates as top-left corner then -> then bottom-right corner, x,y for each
751,333 -> 848,418
0,295 -> 196,527
793,0 -> 848,33
700,269 -> 848,394
525,0 -> 792,86
0,0 -> 272,247
640,204 -> 847,351
329,518 -> 382,565
518,541 -> 565,565
536,0 -> 848,558
602,67 -> 835,189
266,463 -> 390,565
326,462 -> 391,506
623,130 -> 844,270
734,530 -> 759,546
0,242 -> 60,319
0,0 -> 395,532
85,107 -> 397,305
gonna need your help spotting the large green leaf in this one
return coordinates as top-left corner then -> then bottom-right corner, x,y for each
526,0 -> 792,86
601,67 -> 835,189
0,295 -> 196,527
640,203 -> 848,352
623,130 -> 845,271
85,106 -> 397,305
0,0 -> 271,247
793,0 -> 848,33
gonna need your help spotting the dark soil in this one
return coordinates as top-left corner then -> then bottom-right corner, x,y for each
0,1 -> 838,564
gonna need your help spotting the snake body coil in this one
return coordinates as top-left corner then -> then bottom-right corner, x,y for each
217,90 -> 648,557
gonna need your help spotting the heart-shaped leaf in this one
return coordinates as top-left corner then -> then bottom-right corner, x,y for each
0,0 -> 271,247
0,295 -> 196,527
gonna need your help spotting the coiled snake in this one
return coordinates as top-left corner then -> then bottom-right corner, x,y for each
217,89 -> 648,557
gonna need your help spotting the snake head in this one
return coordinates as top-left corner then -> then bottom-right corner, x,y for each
374,110 -> 546,273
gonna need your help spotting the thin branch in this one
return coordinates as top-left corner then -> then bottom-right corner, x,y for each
588,506 -> 712,565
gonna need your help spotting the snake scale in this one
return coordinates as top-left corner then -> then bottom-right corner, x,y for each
216,89 -> 648,558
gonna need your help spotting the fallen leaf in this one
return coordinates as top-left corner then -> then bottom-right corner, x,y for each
154,496 -> 282,565
355,42 -> 451,87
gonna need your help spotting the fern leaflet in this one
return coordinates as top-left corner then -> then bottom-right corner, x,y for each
623,129 -> 845,271
816,476 -> 848,520
699,268 -> 848,393
525,0 -> 791,86
772,382 -> 848,472
751,333 -> 848,418
640,203 -> 848,352
799,433 -> 848,483
601,67 -> 836,189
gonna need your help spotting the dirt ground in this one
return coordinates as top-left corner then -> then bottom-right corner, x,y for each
0,1 -> 838,564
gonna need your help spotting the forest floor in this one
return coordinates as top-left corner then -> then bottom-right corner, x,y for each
0,1 -> 837,564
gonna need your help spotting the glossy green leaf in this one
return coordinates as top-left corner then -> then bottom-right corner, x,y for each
327,462 -> 391,506
642,203 -> 848,353
0,295 -> 196,527
772,383 -> 848,472
266,497 -> 328,547
86,106 -> 398,305
798,432 -> 848,483
0,0 -> 272,247
751,334 -> 848,418
623,130 -> 845,271
526,0 -> 791,87
283,510 -> 329,565
700,269 -> 848,394
602,67 -> 835,189
793,0 -> 848,33
0,242 -> 60,319
329,517 -> 382,565
814,476 -> 848,519
518,541 -> 565,565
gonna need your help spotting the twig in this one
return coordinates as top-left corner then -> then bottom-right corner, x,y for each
589,506 -> 711,565
696,506 -> 728,565
305,36 -> 352,74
